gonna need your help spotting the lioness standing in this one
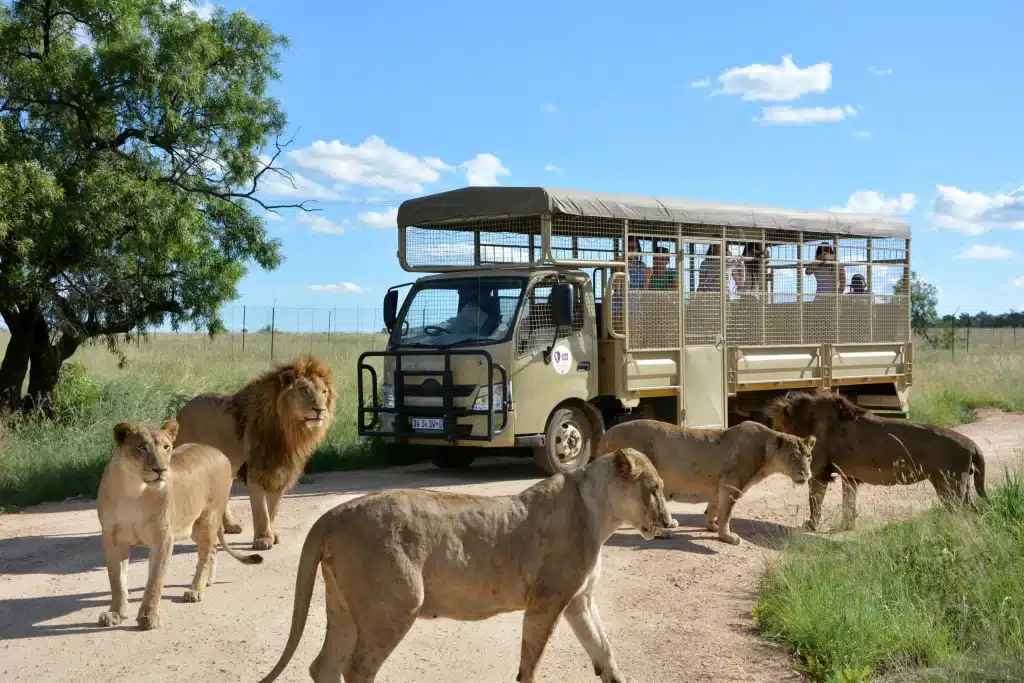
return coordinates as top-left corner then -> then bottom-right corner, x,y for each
596,419 -> 815,545
257,447 -> 675,683
96,420 -> 263,631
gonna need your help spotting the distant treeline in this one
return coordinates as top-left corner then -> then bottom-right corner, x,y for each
938,311 -> 1024,328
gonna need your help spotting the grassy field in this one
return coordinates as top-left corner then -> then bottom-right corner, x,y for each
0,328 -> 1022,509
0,329 -> 391,510
753,473 -> 1024,683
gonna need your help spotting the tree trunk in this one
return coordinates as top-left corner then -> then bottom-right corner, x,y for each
0,310 -> 35,414
23,317 -> 81,419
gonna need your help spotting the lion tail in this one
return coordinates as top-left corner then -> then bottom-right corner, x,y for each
257,513 -> 329,683
972,445 -> 987,499
217,526 -> 264,565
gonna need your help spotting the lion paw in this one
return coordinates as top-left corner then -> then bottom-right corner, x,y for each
223,521 -> 243,534
273,531 -> 280,545
802,519 -> 819,532
252,536 -> 274,551
705,521 -> 719,532
720,533 -> 742,546
183,589 -> 203,603
136,611 -> 161,630
98,611 -> 124,627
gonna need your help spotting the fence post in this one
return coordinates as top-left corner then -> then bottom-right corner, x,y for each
951,316 -> 955,362
965,318 -> 971,354
327,310 -> 332,344
270,305 -> 276,362
356,305 -> 362,346
241,305 -> 247,351
1015,325 -> 1017,346
309,309 -> 315,354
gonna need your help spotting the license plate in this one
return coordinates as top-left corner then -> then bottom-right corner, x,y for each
411,417 -> 445,431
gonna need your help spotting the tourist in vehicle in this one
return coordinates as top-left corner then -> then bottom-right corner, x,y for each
648,245 -> 677,290
849,273 -> 867,294
626,235 -> 650,290
736,242 -> 768,295
806,244 -> 846,296
697,243 -> 742,292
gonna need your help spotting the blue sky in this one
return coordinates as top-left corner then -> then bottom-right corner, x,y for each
220,0 -> 1024,316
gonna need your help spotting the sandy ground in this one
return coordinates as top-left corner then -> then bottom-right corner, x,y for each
2,409 -> 1022,683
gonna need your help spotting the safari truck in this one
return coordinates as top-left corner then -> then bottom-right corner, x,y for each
357,186 -> 912,474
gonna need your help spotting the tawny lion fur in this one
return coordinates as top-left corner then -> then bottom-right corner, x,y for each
596,419 -> 815,545
96,419 -> 263,631
172,356 -> 336,550
765,389 -> 987,531
256,448 -> 675,683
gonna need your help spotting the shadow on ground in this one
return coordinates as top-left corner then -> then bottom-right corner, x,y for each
605,513 -> 806,553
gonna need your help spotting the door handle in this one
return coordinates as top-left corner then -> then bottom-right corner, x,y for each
577,361 -> 591,371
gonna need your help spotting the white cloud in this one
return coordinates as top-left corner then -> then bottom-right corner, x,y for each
932,185 -> 1024,235
540,103 -> 557,113
830,190 -> 917,215
544,163 -> 563,174
954,244 -> 1014,260
868,66 -> 893,76
854,131 -> 872,137
461,153 -> 510,187
297,212 -> 348,235
714,55 -> 832,102
261,212 -> 283,222
163,0 -> 216,19
310,282 -> 365,294
691,78 -> 711,89
287,136 -> 455,194
757,105 -> 857,125
1012,276 -> 1024,288
358,206 -> 399,229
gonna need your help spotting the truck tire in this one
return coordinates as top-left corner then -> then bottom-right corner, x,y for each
533,405 -> 593,475
430,448 -> 477,469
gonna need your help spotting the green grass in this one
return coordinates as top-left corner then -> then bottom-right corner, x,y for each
0,330 -> 395,510
909,340 -> 1024,427
753,472 -> 1024,683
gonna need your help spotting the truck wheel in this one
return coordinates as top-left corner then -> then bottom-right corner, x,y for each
430,448 -> 477,469
534,405 -> 593,475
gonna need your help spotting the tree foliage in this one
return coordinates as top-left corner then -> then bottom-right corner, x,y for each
0,0 -> 308,413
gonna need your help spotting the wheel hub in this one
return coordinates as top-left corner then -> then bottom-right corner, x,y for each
554,421 -> 583,463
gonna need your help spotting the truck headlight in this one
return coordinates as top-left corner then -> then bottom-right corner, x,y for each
473,381 -> 511,412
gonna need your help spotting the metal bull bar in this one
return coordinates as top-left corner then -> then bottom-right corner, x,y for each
357,349 -> 509,443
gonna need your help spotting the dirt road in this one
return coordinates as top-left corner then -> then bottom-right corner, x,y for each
2,410 -> 1021,683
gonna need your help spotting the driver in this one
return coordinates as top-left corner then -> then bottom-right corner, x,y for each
449,288 -> 493,334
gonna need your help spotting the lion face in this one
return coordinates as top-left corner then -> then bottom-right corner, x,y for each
768,433 -> 815,485
111,420 -> 179,489
608,448 -> 676,540
278,368 -> 335,430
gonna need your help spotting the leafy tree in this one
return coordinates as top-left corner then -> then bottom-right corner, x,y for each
908,270 -> 939,340
0,0 -> 309,414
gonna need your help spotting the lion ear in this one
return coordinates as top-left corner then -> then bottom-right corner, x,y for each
278,368 -> 296,388
161,418 -> 179,441
613,448 -> 641,481
113,422 -> 137,444
804,434 -> 817,450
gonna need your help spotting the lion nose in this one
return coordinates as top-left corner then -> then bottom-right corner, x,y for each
152,465 -> 168,475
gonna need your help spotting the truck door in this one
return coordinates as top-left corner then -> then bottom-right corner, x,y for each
511,274 -> 594,441
682,238 -> 729,428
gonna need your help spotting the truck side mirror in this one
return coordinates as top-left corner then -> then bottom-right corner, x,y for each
383,289 -> 399,331
550,283 -> 574,328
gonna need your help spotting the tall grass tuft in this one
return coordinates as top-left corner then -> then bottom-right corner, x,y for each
753,472 -> 1024,682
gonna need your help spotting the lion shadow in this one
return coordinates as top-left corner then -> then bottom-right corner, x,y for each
606,513 -> 808,553
0,532 -> 255,577
0,582 -> 218,641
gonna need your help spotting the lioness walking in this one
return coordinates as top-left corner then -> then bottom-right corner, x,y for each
596,418 -> 815,544
257,447 -> 675,683
96,420 -> 263,631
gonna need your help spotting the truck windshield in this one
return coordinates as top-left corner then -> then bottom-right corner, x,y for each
391,277 -> 526,348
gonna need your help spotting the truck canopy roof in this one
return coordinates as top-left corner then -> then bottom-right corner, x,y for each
397,186 -> 911,239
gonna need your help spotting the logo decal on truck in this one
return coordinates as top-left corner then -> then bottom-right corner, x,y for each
551,343 -> 573,375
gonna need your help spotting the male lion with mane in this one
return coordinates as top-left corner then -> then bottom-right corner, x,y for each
96,420 -> 263,631
173,355 -> 336,550
766,389 -> 987,531
596,418 -> 815,545
256,447 -> 675,683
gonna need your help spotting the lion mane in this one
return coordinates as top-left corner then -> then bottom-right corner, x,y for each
231,356 -> 336,492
